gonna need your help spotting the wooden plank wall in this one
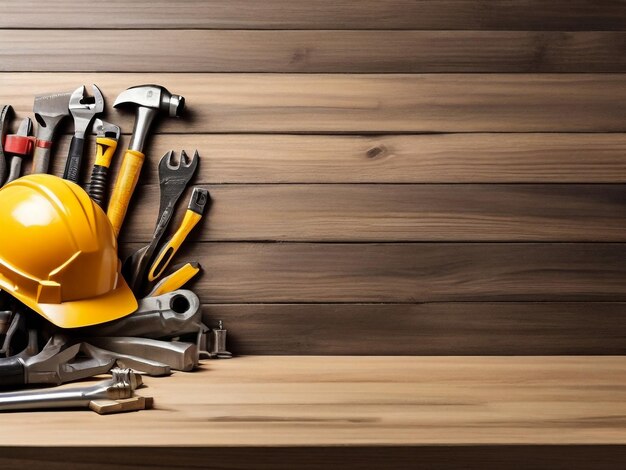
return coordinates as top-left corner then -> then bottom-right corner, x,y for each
0,1 -> 624,354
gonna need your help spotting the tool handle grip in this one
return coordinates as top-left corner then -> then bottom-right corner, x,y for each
107,149 -> 145,238
63,136 -> 85,183
95,137 -> 118,168
0,151 -> 7,186
88,165 -> 109,208
32,143 -> 52,174
5,156 -> 23,184
0,357 -> 26,388
148,210 -> 202,282
148,262 -> 201,297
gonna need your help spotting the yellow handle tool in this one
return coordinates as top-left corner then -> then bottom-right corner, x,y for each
107,149 -> 145,237
96,137 -> 118,167
147,262 -> 201,297
88,119 -> 120,208
148,187 -> 209,282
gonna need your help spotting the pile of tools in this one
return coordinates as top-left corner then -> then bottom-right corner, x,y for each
0,84 -> 230,414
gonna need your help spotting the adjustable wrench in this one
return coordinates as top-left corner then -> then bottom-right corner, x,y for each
64,85 -> 104,183
0,368 -> 146,414
87,119 -> 120,207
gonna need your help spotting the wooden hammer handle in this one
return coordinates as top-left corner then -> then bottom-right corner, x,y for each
107,149 -> 145,237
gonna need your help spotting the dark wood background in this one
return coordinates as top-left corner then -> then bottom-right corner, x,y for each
0,1 -> 624,354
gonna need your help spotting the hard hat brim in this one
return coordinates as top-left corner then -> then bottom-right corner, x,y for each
0,272 -> 138,329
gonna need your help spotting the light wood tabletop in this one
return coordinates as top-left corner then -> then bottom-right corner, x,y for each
3,355 -> 626,447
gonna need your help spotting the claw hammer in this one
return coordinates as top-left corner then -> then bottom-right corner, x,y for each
107,85 -> 185,237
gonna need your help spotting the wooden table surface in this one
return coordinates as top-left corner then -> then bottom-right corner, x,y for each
3,355 -> 626,447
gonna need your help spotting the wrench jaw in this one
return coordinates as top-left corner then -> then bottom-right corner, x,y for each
93,118 -> 121,141
161,149 -> 199,172
69,84 -> 105,138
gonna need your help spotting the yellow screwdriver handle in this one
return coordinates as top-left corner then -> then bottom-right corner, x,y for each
148,210 -> 202,282
148,262 -> 201,297
107,149 -> 145,238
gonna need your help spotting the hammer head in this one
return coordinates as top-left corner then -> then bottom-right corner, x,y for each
32,91 -> 72,141
114,85 -> 184,118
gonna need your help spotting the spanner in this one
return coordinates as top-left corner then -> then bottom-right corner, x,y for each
123,150 -> 199,294
63,84 -> 104,183
0,368 -> 145,414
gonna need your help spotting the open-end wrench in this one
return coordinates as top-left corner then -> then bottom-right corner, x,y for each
32,91 -> 72,174
0,105 -> 13,185
4,118 -> 34,184
0,368 -> 144,414
123,150 -> 199,294
87,119 -> 120,207
63,85 -> 104,183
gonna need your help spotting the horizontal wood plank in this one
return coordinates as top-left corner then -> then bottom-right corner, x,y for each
3,356 -> 626,446
203,302 -> 626,355
4,31 -> 626,72
2,1 -> 625,30
2,74 -> 626,133
120,243 -> 626,302
119,184 -> 626,242
46,133 -> 626,184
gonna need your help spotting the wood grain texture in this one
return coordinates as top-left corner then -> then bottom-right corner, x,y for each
2,447 -> 626,470
2,73 -> 626,133
47,133 -> 626,184
2,356 -> 626,446
119,184 -> 626,242
4,31 -> 626,72
2,1 -> 625,30
120,242 -> 626,302
204,303 -> 626,355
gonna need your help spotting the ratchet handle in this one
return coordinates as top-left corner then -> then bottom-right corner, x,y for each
63,136 -> 85,183
32,141 -> 53,174
107,149 -> 145,238
0,356 -> 26,388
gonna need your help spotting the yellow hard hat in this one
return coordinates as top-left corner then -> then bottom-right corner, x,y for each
0,174 -> 137,328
